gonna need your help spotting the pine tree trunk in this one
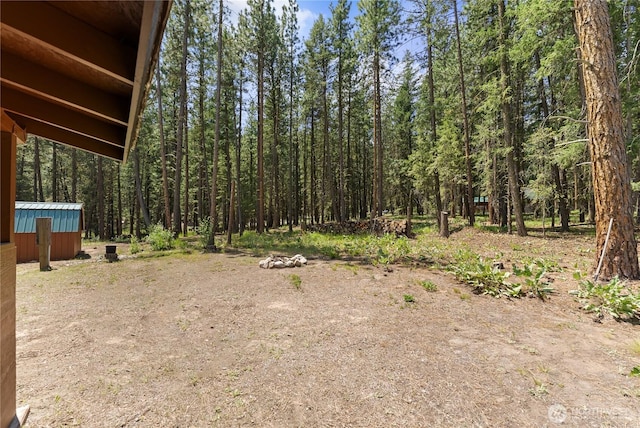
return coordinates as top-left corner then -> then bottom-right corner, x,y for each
498,0 -> 526,236
117,164 -> 123,236
71,148 -> 77,202
183,113 -> 189,237
156,62 -> 171,229
257,7 -> 265,234
374,51 -> 383,217
133,148 -> 151,228
453,0 -> 474,227
52,142 -> 58,201
237,66 -> 244,236
427,36 -> 442,229
97,156 -> 105,240
173,0 -> 190,236
575,0 -> 639,279
33,137 -> 44,201
210,0 -> 223,242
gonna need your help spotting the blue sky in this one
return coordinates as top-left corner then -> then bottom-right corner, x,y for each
227,0 -> 358,41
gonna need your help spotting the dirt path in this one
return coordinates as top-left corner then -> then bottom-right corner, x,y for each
15,247 -> 640,427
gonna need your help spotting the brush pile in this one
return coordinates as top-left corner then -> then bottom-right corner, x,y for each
303,217 -> 410,237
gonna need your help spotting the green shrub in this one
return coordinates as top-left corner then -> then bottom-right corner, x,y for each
130,236 -> 141,254
450,251 -> 522,298
570,276 -> 640,320
197,216 -> 215,249
513,260 -> 554,300
146,223 -> 174,251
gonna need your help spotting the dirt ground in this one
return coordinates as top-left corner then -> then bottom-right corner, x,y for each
14,229 -> 640,427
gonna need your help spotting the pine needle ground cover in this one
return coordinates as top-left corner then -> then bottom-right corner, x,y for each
15,222 -> 640,426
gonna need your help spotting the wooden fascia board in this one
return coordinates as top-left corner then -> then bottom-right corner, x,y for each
11,115 -> 125,161
1,1 -> 136,86
1,85 -> 126,146
123,0 -> 173,163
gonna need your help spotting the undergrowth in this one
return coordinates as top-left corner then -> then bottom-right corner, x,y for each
570,276 -> 640,320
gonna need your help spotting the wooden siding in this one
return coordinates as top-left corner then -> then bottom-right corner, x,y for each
15,232 -> 81,263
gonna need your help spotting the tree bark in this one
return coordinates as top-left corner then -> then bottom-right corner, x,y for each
427,31 -> 442,229
498,0 -> 526,236
373,51 -> 383,217
97,156 -> 105,240
156,61 -> 171,229
210,0 -> 223,243
173,0 -> 190,236
257,3 -> 265,234
575,0 -> 639,279
133,148 -> 151,228
453,0 -> 474,227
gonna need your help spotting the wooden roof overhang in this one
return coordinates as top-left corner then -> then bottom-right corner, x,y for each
0,0 -> 172,162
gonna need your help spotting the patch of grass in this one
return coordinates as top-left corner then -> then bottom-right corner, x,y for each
419,280 -> 438,292
630,367 -> 640,377
630,340 -> 640,356
289,274 -> 302,290
459,293 -> 471,301
403,294 -> 415,303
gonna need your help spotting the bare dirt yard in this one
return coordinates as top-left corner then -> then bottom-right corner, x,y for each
15,228 -> 640,427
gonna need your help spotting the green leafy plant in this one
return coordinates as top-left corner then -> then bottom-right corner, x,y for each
630,366 -> 640,377
289,274 -> 302,290
403,294 -> 415,303
197,216 -> 215,250
129,236 -> 141,255
570,276 -> 640,320
450,252 -> 522,298
146,223 -> 174,251
419,280 -> 437,292
513,260 -> 554,300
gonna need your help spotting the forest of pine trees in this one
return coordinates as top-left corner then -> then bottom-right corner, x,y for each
15,0 -> 640,243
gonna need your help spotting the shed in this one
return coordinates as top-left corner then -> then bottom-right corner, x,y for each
474,196 -> 489,215
1,1 -> 171,424
14,202 -> 84,263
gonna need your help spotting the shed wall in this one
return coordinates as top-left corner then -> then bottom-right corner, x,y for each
15,232 -> 81,263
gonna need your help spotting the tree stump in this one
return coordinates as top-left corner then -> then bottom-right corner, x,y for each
440,212 -> 450,238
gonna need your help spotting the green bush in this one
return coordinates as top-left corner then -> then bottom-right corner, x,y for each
146,223 -> 174,251
130,236 -> 141,254
570,276 -> 640,320
450,251 -> 522,298
197,216 -> 215,249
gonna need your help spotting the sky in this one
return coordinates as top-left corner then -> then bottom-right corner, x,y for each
226,0 -> 422,68
227,0 -> 357,41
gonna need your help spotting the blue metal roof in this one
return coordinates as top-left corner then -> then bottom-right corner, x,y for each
14,202 -> 83,233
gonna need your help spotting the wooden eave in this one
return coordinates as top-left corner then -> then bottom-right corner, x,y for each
0,0 -> 172,162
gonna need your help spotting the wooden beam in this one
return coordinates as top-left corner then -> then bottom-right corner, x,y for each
8,116 -> 125,161
1,1 -> 136,86
123,0 -> 172,162
1,85 -> 127,147
1,53 -> 130,126
0,110 -> 26,144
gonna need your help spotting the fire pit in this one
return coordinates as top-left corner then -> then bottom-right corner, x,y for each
105,245 -> 118,262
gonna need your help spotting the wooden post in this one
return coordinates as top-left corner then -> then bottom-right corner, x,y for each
36,218 -> 52,271
1,130 -> 19,427
440,211 -> 450,238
